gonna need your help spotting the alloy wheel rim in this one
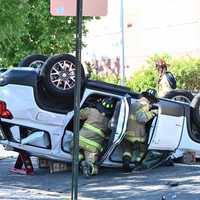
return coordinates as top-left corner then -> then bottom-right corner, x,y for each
50,60 -> 76,90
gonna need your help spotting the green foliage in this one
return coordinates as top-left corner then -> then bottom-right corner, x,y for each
129,55 -> 200,92
90,73 -> 120,85
0,0 -> 93,67
126,66 -> 157,92
90,53 -> 200,92
0,0 -> 27,40
145,52 -> 172,67
144,53 -> 200,91
170,57 -> 200,91
126,52 -> 171,92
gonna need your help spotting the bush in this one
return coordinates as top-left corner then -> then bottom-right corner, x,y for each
127,53 -> 171,92
89,53 -> 200,92
126,66 -> 157,92
89,73 -> 120,85
170,57 -> 200,91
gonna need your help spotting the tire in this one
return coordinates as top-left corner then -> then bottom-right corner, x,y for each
164,89 -> 194,104
40,54 -> 85,97
191,93 -> 200,129
18,54 -> 48,69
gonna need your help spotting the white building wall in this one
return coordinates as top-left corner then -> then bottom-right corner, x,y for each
125,0 -> 200,68
83,0 -> 200,75
82,0 -> 121,60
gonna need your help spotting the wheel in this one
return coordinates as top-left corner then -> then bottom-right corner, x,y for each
40,54 -> 85,97
164,89 -> 194,103
18,54 -> 48,69
191,93 -> 200,129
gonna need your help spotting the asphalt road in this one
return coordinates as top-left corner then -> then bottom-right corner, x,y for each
1,149 -> 200,200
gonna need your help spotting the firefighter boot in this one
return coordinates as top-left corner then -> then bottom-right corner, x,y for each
81,151 -> 99,177
122,153 -> 132,172
81,161 -> 98,177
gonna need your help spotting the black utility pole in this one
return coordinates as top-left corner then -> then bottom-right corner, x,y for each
71,0 -> 83,200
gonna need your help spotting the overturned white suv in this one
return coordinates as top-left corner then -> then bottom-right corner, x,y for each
0,53 -> 200,170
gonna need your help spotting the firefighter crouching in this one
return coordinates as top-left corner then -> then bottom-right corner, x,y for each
122,89 -> 158,171
76,97 -> 115,177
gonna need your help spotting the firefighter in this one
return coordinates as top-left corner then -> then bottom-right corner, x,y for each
122,89 -> 158,171
155,59 -> 176,97
78,97 -> 115,177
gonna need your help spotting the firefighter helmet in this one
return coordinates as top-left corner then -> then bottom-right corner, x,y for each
141,88 -> 158,103
96,97 -> 114,114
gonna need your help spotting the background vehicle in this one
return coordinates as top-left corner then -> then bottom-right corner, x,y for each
0,54 -> 200,170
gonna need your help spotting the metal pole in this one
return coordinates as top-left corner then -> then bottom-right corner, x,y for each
71,0 -> 83,200
120,0 -> 125,86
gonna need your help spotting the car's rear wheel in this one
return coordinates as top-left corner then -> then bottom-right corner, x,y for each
191,93 -> 200,129
163,89 -> 194,103
18,54 -> 48,69
40,54 -> 85,97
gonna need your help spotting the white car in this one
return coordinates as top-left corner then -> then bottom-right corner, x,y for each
0,53 -> 200,170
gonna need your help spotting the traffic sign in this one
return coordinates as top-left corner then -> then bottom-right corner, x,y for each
50,0 -> 108,16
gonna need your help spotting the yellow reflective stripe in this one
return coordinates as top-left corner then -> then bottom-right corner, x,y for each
145,112 -> 154,120
123,152 -> 132,158
130,114 -> 136,120
102,102 -> 113,109
83,123 -> 106,139
138,106 -> 148,113
126,135 -> 145,143
80,141 -> 97,152
79,136 -> 102,152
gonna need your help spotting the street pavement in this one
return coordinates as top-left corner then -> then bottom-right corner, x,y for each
1,147 -> 200,200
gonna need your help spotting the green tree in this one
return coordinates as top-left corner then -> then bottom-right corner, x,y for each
0,0 -> 93,67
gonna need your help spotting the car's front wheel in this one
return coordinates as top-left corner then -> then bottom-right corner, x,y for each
164,89 -> 194,103
40,54 -> 85,97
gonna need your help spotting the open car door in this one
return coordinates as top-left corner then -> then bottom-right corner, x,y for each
100,96 -> 129,164
148,100 -> 185,151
